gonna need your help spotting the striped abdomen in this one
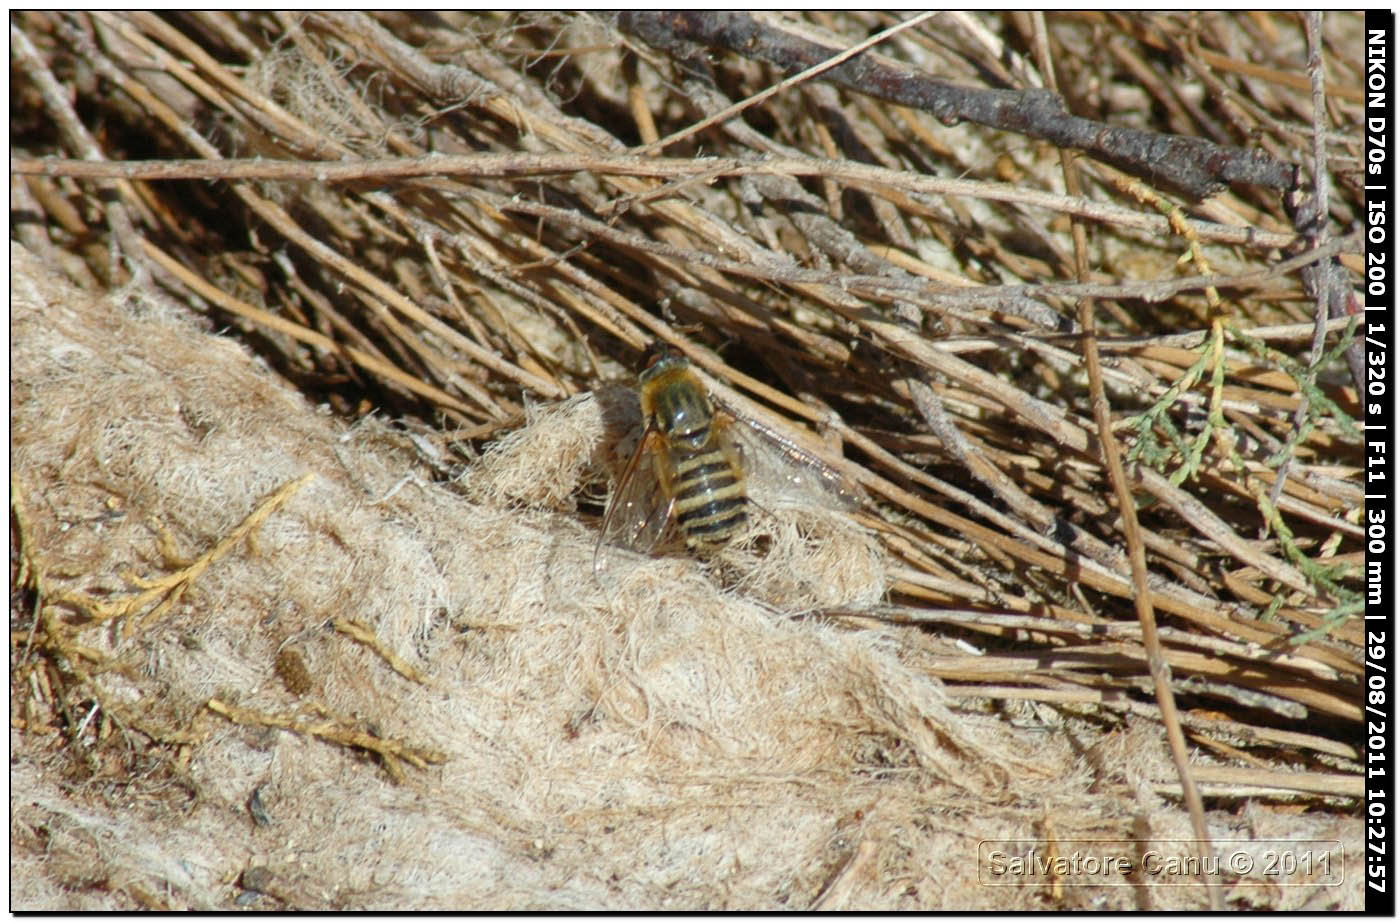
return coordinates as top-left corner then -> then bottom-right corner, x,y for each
639,352 -> 749,553
670,445 -> 747,552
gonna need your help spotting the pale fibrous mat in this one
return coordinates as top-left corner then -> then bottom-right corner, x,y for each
9,252 -> 1360,910
11,245 -> 1012,909
10,10 -> 1365,911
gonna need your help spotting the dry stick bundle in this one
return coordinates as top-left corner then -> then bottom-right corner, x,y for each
11,6 -> 1363,878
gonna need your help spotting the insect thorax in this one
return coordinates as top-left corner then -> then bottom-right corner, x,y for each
641,362 -> 715,451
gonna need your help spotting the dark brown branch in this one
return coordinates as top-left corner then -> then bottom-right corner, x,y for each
616,11 -> 1299,201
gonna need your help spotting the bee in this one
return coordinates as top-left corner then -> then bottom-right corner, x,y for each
596,346 -> 860,569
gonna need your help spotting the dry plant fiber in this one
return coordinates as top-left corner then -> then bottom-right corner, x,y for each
9,9 -> 1366,911
10,241 -> 1361,910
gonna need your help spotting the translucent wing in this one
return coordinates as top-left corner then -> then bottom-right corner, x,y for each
719,406 -> 864,512
597,426 -> 676,558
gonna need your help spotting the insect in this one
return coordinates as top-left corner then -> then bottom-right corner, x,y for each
595,346 -> 860,571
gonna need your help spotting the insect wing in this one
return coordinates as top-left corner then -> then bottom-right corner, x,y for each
600,428 -> 675,555
721,408 -> 863,511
